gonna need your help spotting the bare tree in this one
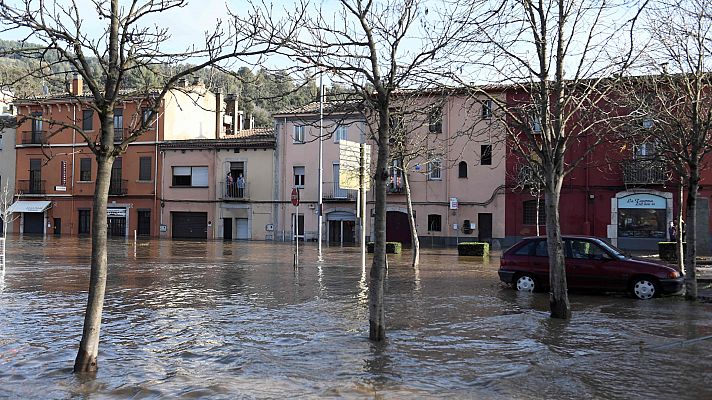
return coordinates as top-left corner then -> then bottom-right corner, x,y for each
0,0 -> 291,372
625,0 -> 712,300
259,0 -> 468,340
455,0 -> 641,318
0,179 -> 18,239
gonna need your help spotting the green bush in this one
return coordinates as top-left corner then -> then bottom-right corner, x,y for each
367,242 -> 402,254
658,242 -> 686,262
458,242 -> 490,257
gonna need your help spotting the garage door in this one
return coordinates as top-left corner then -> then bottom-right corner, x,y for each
172,212 -> 207,239
23,213 -> 45,234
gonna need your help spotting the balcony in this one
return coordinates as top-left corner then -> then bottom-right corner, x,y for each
386,177 -> 405,194
114,128 -> 126,143
108,179 -> 128,196
18,180 -> 46,195
622,158 -> 667,185
323,181 -> 356,201
22,131 -> 48,145
221,181 -> 249,200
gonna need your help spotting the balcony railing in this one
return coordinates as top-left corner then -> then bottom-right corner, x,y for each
108,179 -> 128,196
114,128 -> 126,143
324,181 -> 356,200
22,131 -> 47,145
622,158 -> 667,185
221,181 -> 249,200
18,180 -> 46,194
387,177 -> 405,194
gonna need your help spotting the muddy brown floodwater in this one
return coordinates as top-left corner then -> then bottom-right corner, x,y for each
0,236 -> 711,399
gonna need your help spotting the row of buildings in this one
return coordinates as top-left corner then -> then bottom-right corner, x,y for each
1,77 -> 711,251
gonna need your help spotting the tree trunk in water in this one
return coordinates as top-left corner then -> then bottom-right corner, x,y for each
74,153 -> 114,372
684,171 -> 699,300
403,169 -> 419,268
535,192 -> 540,236
369,109 -> 389,342
677,185 -> 685,275
544,174 -> 570,319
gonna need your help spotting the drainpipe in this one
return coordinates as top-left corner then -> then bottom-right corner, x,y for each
154,100 -> 160,237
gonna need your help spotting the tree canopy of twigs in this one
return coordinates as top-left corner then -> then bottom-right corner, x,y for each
0,0 -> 295,372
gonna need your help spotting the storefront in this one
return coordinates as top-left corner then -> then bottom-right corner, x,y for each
107,206 -> 129,237
7,200 -> 52,235
610,191 -> 672,250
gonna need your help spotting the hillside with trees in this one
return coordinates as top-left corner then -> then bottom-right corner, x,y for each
0,39 -> 315,127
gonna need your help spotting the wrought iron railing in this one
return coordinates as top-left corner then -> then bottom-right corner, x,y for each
22,131 -> 47,145
323,181 -> 356,200
221,181 -> 249,199
18,179 -> 45,194
622,158 -> 667,185
108,179 -> 128,196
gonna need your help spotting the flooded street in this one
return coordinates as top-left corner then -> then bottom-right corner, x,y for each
1,236 -> 711,399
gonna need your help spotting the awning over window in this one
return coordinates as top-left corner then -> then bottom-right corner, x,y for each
6,200 -> 52,213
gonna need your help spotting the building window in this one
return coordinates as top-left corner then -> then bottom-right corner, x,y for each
429,107 -> 442,133
635,142 -> 655,158
113,108 -> 123,142
482,99 -> 493,119
387,159 -> 404,193
172,166 -> 208,187
78,209 -> 91,234
139,156 -> 152,181
481,145 -> 492,166
79,158 -> 92,181
458,161 -> 468,178
523,199 -> 546,225
142,108 -> 156,129
428,156 -> 442,180
427,214 -> 442,231
532,115 -> 542,133
293,125 -> 305,143
82,109 -> 93,131
335,125 -> 347,143
293,166 -> 305,187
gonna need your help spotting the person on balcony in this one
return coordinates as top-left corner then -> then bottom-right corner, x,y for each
236,173 -> 245,198
226,173 -> 234,197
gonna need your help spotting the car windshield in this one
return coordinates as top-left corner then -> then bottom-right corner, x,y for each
593,239 -> 626,259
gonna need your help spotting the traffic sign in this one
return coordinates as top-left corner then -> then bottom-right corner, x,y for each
291,187 -> 300,206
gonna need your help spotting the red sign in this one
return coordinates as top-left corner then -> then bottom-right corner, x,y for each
291,188 -> 300,206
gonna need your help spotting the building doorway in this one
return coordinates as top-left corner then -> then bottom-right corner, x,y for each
23,212 -> 44,234
223,218 -> 233,240
386,210 -> 411,246
478,213 -> 493,243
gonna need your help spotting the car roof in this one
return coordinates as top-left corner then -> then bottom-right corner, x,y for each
521,235 -> 604,241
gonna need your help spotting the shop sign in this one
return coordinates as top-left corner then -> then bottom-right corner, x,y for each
107,207 -> 127,217
618,193 -> 666,209
449,197 -> 459,210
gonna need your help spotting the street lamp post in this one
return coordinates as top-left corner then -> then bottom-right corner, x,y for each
317,69 -> 324,262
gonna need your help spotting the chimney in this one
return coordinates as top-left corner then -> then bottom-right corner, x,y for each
71,73 -> 83,96
237,110 -> 244,131
249,113 -> 254,130
226,93 -> 238,135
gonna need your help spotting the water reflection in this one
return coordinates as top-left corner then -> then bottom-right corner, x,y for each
0,237 -> 710,399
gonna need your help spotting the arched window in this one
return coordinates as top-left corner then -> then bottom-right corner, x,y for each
458,161 -> 468,178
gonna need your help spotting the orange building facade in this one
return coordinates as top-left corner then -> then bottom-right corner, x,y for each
11,78 -> 221,237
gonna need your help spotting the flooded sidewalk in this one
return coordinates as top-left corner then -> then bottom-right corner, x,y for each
0,236 -> 711,399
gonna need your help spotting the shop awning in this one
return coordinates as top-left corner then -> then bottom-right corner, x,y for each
6,200 -> 52,213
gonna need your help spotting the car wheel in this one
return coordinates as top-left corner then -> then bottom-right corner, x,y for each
631,278 -> 658,300
515,274 -> 536,292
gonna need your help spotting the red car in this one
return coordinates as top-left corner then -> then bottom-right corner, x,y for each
498,236 -> 684,299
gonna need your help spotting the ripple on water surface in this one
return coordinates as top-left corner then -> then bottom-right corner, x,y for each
0,237 -> 711,399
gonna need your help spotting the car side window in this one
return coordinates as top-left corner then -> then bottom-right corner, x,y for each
570,239 -> 610,260
513,241 -> 537,255
533,240 -> 548,257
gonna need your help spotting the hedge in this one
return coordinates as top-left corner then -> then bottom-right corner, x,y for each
658,242 -> 686,262
366,242 -> 402,254
458,242 -> 490,257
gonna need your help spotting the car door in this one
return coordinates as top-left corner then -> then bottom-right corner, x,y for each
529,239 -> 550,284
566,239 -> 613,289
